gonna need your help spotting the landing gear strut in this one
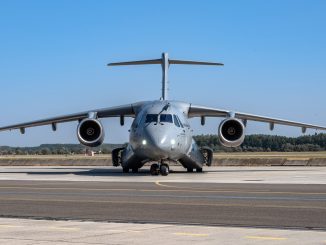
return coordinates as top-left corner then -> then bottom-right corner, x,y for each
150,163 -> 160,175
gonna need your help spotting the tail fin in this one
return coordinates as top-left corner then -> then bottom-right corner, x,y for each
108,53 -> 223,100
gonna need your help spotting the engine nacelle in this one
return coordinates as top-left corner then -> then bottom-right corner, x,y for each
77,118 -> 105,147
218,118 -> 245,147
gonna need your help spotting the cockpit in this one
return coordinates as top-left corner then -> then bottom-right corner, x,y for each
145,114 -> 184,128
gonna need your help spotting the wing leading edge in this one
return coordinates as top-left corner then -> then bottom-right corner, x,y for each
188,104 -> 326,132
0,102 -> 146,133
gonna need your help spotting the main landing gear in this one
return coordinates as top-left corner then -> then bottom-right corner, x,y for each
150,162 -> 170,176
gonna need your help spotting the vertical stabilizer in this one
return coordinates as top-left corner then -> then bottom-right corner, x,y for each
161,53 -> 169,100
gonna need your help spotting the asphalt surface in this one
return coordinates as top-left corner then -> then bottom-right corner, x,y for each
0,180 -> 325,230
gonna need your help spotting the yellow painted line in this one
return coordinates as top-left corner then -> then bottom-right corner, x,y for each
0,183 -> 325,196
127,230 -> 142,233
174,232 -> 208,237
0,186 -> 136,192
48,226 -> 80,231
155,181 -> 173,188
0,224 -> 23,228
154,181 -> 326,195
0,197 -> 325,210
245,235 -> 287,241
288,158 -> 310,161
100,229 -> 142,233
101,229 -> 125,232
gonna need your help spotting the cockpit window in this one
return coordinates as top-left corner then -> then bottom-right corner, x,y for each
160,114 -> 173,123
145,114 -> 158,123
173,115 -> 180,127
176,115 -> 184,128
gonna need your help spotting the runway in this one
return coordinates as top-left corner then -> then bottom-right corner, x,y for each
0,178 -> 326,229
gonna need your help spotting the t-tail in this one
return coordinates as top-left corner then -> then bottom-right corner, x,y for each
108,52 -> 223,100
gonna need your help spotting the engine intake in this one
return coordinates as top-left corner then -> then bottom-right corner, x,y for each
218,118 -> 245,147
77,118 -> 105,147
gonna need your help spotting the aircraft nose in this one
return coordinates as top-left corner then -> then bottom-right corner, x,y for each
142,126 -> 176,159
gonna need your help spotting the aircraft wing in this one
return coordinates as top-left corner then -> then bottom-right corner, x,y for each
188,104 -> 326,132
0,102 -> 145,133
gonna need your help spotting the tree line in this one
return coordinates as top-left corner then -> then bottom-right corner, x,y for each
0,133 -> 325,155
0,144 -> 125,155
194,133 -> 326,152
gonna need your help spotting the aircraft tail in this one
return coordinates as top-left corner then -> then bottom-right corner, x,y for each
108,53 -> 223,100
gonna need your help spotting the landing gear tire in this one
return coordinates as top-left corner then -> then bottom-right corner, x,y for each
196,168 -> 203,173
132,168 -> 139,173
122,167 -> 129,173
150,164 -> 160,176
160,164 -> 169,176
187,168 -> 194,173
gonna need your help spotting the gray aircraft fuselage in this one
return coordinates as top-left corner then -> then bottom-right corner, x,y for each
120,100 -> 205,171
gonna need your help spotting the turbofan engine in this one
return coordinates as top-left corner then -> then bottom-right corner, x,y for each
77,118 -> 105,147
218,118 -> 245,147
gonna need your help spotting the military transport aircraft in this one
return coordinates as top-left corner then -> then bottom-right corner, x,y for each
1,53 -> 325,176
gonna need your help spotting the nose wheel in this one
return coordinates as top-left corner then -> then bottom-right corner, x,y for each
150,163 -> 160,175
160,164 -> 169,176
150,163 -> 169,176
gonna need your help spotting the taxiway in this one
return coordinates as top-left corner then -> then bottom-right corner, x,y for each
0,166 -> 326,244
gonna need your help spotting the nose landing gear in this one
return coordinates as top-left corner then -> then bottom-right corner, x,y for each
150,162 -> 170,176
160,164 -> 169,176
150,163 -> 160,175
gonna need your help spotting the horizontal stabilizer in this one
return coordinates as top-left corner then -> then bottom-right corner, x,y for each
108,59 -> 161,66
107,52 -> 223,100
108,58 -> 224,67
169,60 -> 223,66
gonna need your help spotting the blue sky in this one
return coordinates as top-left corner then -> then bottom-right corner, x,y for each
0,0 -> 325,146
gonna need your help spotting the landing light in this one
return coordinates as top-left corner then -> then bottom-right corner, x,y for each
170,139 -> 176,145
142,140 -> 147,145
160,137 -> 166,144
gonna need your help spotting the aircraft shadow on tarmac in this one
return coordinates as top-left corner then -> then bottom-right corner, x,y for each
1,168 -> 151,177
0,167 -> 310,177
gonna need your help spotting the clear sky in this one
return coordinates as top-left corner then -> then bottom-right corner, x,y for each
0,0 -> 325,146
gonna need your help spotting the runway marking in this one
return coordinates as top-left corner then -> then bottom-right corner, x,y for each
0,197 -> 326,210
48,226 -> 80,231
0,183 -> 326,196
0,187 -> 137,192
245,235 -> 287,241
173,232 -> 208,237
127,230 -> 142,233
0,224 -> 23,228
155,181 -> 173,188
100,229 -> 142,233
154,181 -> 326,195
6,190 -> 326,202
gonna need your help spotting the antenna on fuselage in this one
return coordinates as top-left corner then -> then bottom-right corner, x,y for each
107,53 -> 224,100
